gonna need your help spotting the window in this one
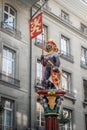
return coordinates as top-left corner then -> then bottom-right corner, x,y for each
60,35 -> 74,62
36,59 -> 42,87
62,70 -> 71,92
4,4 -> 16,29
85,115 -> 87,130
61,10 -> 69,22
36,102 -> 45,128
0,98 -> 14,130
80,23 -> 87,34
81,47 -> 87,66
35,25 -> 48,47
36,59 -> 42,86
81,0 -> 87,4
60,108 -> 73,130
2,46 -> 16,78
61,35 -> 70,55
83,80 -> 87,102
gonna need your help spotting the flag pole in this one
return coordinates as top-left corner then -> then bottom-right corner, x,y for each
29,6 -> 32,130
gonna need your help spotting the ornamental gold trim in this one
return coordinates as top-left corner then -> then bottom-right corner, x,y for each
47,96 -> 56,109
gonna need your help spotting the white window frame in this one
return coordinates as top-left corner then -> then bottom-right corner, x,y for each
36,102 -> 45,127
2,46 -> 16,78
81,47 -> 87,65
36,59 -> 42,84
62,108 -> 73,130
1,99 -> 14,130
4,107 -> 13,130
4,4 -> 16,29
61,35 -> 70,55
62,70 -> 71,92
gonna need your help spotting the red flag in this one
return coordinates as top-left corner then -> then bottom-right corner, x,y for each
29,13 -> 43,40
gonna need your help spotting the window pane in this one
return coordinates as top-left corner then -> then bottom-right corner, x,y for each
61,35 -> 70,54
8,60 -> 12,74
61,38 -> 67,53
36,103 -> 44,127
37,34 -> 42,43
62,72 -> 67,90
6,110 -> 12,126
43,25 -> 48,43
37,60 -> 42,80
2,58 -> 7,72
10,8 -> 15,16
83,80 -> 87,99
81,47 -> 87,65
4,5 -> 8,12
4,13 -> 8,23
2,47 -> 16,77
62,71 -> 71,91
8,16 -> 14,27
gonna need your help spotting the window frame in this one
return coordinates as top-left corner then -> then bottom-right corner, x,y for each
2,46 -> 16,78
36,102 -> 45,128
61,35 -> 70,55
1,98 -> 14,130
3,3 -> 17,30
61,108 -> 73,130
83,79 -> 87,101
60,35 -> 74,63
81,46 -> 87,66
36,58 -> 42,85
61,10 -> 69,21
81,23 -> 87,33
62,70 -> 72,92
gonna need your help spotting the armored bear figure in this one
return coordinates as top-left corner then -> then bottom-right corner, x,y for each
41,40 -> 60,89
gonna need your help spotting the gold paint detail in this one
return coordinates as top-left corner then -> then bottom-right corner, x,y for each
48,91 -> 55,95
47,96 -> 56,109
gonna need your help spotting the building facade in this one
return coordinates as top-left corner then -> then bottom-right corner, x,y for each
0,0 -> 30,130
0,0 -> 87,130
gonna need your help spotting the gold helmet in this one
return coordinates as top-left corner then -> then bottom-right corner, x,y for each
46,40 -> 58,52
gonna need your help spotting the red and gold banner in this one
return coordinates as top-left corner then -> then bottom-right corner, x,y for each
29,13 -> 43,40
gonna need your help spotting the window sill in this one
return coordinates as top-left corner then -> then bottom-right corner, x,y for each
80,63 -> 87,70
35,42 -> 42,49
0,73 -> 20,88
0,22 -> 21,39
34,42 -> 46,50
60,52 -> 74,63
64,91 -> 76,104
